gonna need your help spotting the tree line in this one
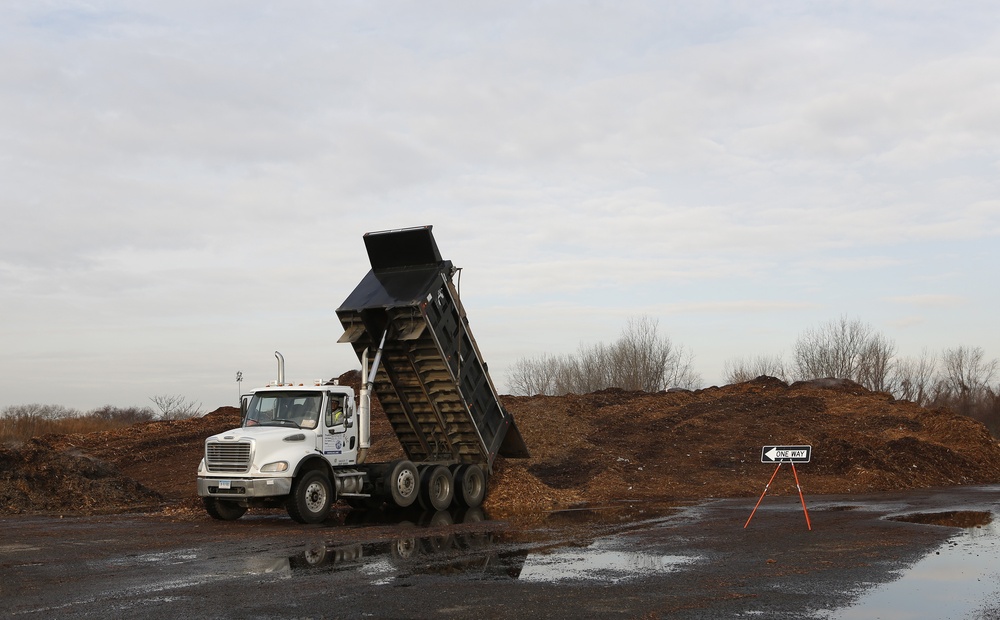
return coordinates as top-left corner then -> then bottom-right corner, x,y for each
0,396 -> 203,446
724,316 -> 999,430
506,315 -> 1000,434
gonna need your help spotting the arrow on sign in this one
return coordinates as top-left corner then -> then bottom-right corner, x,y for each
761,445 -> 812,463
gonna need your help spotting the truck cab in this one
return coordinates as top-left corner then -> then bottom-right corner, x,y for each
242,386 -> 359,466
197,382 -> 366,523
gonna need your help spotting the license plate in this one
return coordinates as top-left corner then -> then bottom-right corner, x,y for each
218,480 -> 231,490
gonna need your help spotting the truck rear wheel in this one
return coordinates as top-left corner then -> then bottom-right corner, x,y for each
455,464 -> 487,508
203,497 -> 247,521
419,465 -> 454,512
286,470 -> 334,524
387,460 -> 419,508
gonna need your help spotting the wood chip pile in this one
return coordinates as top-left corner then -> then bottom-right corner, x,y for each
3,375 -> 999,518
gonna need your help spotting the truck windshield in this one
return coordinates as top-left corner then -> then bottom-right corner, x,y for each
244,392 -> 323,429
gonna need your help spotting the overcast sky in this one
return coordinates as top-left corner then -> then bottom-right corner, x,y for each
2,2 -> 999,411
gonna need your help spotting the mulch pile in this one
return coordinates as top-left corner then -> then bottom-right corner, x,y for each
3,375 -> 999,518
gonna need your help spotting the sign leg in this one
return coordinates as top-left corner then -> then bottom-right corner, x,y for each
744,462 -> 782,529
791,462 -> 812,531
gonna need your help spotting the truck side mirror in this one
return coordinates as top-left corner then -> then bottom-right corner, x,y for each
240,395 -> 251,423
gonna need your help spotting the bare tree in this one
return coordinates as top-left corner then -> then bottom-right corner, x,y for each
940,346 -> 997,395
723,354 -> 788,384
891,349 -> 938,405
149,395 -> 203,420
608,316 -> 695,391
506,316 -> 701,395
565,343 -> 613,393
507,354 -> 559,396
938,346 -> 998,415
792,316 -> 896,391
669,348 -> 702,390
856,331 -> 897,393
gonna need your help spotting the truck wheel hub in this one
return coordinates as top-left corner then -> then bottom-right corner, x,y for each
305,482 -> 327,511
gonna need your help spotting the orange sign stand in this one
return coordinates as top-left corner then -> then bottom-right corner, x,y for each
744,461 -> 812,530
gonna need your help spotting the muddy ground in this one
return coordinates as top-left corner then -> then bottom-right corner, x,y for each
2,374 -> 999,519
4,486 -> 1000,619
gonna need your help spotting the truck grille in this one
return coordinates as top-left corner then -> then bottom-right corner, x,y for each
206,440 -> 252,473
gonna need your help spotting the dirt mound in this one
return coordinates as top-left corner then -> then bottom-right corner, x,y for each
0,439 -> 162,515
484,376 -> 1000,517
3,375 -> 999,518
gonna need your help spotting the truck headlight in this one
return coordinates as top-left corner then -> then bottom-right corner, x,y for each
261,461 -> 289,473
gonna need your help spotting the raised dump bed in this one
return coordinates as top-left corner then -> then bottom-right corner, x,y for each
336,226 -> 528,470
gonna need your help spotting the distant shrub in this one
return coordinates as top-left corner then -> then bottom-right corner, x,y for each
723,354 -> 789,384
507,316 -> 701,395
1,403 -> 79,420
0,403 -> 156,446
148,395 -> 203,420
88,405 -> 156,425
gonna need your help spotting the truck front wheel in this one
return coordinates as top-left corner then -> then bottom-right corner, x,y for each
287,470 -> 334,524
203,497 -> 247,521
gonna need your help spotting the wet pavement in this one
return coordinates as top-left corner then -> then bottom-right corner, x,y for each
4,486 -> 1000,619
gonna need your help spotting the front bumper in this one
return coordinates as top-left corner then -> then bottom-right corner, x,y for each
197,476 -> 292,498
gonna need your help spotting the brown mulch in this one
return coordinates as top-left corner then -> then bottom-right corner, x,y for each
3,375 -> 999,518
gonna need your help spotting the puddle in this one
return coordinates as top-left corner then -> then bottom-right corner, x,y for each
517,538 -> 694,583
819,512 -> 1000,619
343,506 -> 486,527
282,534 -> 693,584
271,504 -> 696,585
282,529 -> 529,580
888,510 -> 992,528
826,505 -> 862,512
543,501 -> 682,528
106,549 -> 200,567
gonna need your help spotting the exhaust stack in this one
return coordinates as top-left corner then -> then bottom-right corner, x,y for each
274,351 -> 285,385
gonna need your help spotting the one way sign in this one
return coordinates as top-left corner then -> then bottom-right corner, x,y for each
761,445 -> 812,463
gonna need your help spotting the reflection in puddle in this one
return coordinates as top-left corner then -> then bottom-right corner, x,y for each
260,506 -> 526,581
268,505 -> 696,585
821,513 -> 1000,619
517,538 -> 694,583
285,528 -> 528,581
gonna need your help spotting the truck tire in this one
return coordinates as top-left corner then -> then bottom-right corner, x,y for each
387,460 -> 419,508
419,465 -> 454,512
203,497 -> 247,521
286,470 -> 334,524
455,464 -> 487,508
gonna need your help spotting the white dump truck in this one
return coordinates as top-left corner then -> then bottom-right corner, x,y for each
197,226 -> 529,523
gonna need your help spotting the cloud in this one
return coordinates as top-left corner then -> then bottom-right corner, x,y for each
885,294 -> 966,307
886,316 -> 927,329
2,2 -> 1000,406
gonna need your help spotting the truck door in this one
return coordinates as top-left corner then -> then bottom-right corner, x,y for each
321,394 -> 358,466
